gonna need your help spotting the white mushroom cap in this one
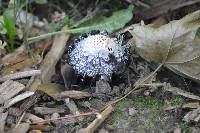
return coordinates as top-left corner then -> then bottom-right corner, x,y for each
68,32 -> 129,81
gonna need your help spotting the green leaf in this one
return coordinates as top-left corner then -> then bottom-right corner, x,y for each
3,12 -> 16,51
128,10 -> 200,82
69,5 -> 134,33
28,5 -> 134,42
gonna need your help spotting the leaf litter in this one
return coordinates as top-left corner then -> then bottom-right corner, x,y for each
1,1 -> 200,132
128,10 -> 200,82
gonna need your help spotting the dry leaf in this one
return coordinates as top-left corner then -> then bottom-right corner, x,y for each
128,10 -> 200,81
37,83 -> 64,97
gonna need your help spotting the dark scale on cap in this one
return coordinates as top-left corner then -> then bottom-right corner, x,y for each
67,30 -> 129,81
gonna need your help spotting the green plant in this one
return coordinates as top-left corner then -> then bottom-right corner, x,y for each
135,96 -> 164,109
28,5 -> 134,42
169,96 -> 184,106
3,11 -> 16,52
112,99 -> 129,120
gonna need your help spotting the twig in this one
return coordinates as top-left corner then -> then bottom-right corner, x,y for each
0,70 -> 41,82
15,111 -> 26,128
81,105 -> 114,133
29,26 -> 70,91
31,111 -> 99,125
102,63 -> 163,110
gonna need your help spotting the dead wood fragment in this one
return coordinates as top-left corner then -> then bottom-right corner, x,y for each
54,90 -> 92,100
65,98 -> 79,114
29,26 -> 70,91
80,105 -> 114,133
0,70 -> 41,82
34,107 -> 66,115
0,112 -> 8,133
8,93 -> 39,117
23,113 -> 45,124
164,83 -> 200,101
182,102 -> 200,109
7,123 -> 30,133
64,98 -> 83,121
173,127 -> 182,133
4,91 -> 35,108
183,107 -> 200,122
40,25 -> 70,83
0,80 -> 25,104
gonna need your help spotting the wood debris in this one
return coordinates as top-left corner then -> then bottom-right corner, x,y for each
0,112 -> 8,132
183,107 -> 200,122
4,91 -> 35,108
34,107 -> 66,115
29,26 -> 70,92
54,90 -> 92,100
0,70 -> 41,82
0,80 -> 25,104
164,83 -> 200,101
7,123 -> 30,133
80,105 -> 114,133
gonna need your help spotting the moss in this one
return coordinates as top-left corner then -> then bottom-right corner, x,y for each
169,96 -> 184,106
112,99 -> 129,120
180,121 -> 190,133
134,96 -> 164,109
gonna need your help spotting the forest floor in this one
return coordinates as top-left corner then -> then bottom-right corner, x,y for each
0,0 -> 200,133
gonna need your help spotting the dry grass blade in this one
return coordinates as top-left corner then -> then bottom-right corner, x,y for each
31,111 -> 99,125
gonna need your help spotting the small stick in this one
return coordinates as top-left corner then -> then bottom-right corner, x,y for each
0,70 -> 41,82
15,111 -> 26,128
81,105 -> 114,133
31,111 -> 99,125
102,63 -> 163,110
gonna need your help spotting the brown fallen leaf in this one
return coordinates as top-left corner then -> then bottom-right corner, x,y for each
1,46 -> 41,75
37,83 -> 64,97
128,10 -> 200,82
